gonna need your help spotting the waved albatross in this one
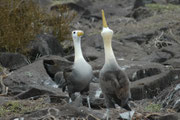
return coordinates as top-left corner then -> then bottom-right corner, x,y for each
99,10 -> 131,119
61,30 -> 93,108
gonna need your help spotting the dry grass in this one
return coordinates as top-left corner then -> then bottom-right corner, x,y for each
0,0 -> 44,53
0,0 -> 75,54
0,99 -> 48,118
47,5 -> 76,43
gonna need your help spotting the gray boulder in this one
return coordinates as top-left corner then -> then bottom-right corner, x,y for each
3,55 -> 67,97
139,50 -> 173,63
155,82 -> 180,112
28,33 -> 64,60
131,69 -> 180,100
0,52 -> 28,70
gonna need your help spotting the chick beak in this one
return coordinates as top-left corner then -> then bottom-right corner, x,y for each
77,31 -> 84,37
102,10 -> 108,28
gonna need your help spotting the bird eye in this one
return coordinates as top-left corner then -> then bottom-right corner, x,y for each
73,32 -> 76,34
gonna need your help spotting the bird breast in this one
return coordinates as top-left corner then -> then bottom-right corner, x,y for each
73,61 -> 93,81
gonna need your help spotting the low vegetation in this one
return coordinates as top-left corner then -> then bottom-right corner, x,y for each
145,103 -> 162,112
0,100 -> 47,117
146,3 -> 180,12
0,0 -> 75,54
0,65 -> 3,72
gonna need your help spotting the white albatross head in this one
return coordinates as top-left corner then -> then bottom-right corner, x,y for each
101,10 -> 113,42
100,10 -> 118,67
71,30 -> 85,62
72,30 -> 84,41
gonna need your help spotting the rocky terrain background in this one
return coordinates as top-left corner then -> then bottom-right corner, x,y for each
0,0 -> 180,119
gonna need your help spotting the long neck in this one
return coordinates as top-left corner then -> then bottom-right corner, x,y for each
104,38 -> 118,66
73,37 -> 85,62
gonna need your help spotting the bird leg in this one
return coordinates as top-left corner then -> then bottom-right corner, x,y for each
69,98 -> 72,103
69,93 -> 76,103
129,111 -> 132,120
103,108 -> 110,120
80,89 -> 91,109
103,95 -> 116,120
0,76 -> 8,96
72,93 -> 83,107
86,95 -> 91,109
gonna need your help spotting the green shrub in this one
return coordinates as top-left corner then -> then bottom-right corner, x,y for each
0,101 -> 22,117
145,103 -> 162,112
0,100 -> 46,117
0,0 -> 75,54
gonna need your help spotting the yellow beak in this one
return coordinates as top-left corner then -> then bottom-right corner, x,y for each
77,31 -> 84,37
102,10 -> 108,28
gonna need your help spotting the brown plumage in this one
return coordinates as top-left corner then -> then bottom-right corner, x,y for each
100,67 -> 131,110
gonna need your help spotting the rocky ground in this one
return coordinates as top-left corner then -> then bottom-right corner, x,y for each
0,0 -> 180,120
